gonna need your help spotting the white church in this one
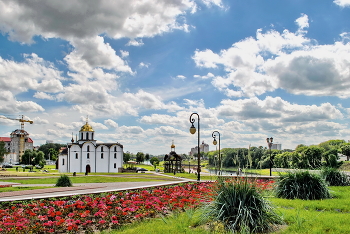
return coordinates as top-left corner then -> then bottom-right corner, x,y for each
58,120 -> 123,173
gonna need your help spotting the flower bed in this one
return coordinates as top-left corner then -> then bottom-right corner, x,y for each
0,182 -> 213,233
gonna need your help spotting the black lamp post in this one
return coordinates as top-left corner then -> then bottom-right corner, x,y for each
266,137 -> 273,176
189,113 -> 200,181
212,131 -> 221,176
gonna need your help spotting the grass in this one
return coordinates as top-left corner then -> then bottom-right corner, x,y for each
104,186 -> 350,234
0,173 -> 181,184
0,186 -> 53,193
163,172 -> 217,181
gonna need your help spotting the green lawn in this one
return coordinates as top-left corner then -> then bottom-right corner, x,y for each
0,186 -> 53,193
0,173 -> 181,184
107,186 -> 350,234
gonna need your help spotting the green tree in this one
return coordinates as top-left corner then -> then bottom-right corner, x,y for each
48,148 -> 59,161
150,157 -> 160,169
136,152 -> 145,164
145,153 -> 150,161
303,146 -> 323,169
0,141 -> 6,163
38,143 -> 65,160
21,149 -> 46,167
341,144 -> 350,161
123,152 -> 131,163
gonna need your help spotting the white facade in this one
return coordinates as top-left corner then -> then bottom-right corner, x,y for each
58,121 -> 123,173
271,143 -> 282,150
189,141 -> 209,156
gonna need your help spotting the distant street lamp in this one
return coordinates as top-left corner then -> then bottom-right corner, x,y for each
212,131 -> 221,176
266,137 -> 273,176
189,113 -> 201,181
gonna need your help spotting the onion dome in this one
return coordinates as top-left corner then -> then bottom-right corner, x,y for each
171,140 -> 175,149
80,121 -> 94,132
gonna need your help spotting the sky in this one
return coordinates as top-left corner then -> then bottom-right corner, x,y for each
0,0 -> 350,155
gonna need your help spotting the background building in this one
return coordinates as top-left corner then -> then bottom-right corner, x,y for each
271,143 -> 282,150
0,130 -> 34,164
189,141 -> 209,157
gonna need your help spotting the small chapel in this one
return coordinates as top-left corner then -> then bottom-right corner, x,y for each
58,119 -> 123,173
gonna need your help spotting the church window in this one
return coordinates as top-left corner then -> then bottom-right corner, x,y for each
86,132 -> 89,140
87,153 -> 90,159
114,146 -> 117,152
81,133 -> 83,140
75,153 -> 78,159
62,159 -> 65,165
92,132 -> 94,140
114,163 -> 116,168
101,147 -> 104,152
114,153 -> 117,159
87,145 -> 90,152
101,153 -> 104,159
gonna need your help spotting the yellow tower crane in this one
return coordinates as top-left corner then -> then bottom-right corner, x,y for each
0,115 -> 33,161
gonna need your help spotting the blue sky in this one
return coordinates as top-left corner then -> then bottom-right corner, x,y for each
1,0 -> 350,155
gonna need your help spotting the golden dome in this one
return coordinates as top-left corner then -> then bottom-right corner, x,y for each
80,122 -> 94,132
171,140 -> 175,148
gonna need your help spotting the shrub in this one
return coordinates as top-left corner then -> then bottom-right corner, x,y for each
275,170 -> 330,200
201,177 -> 283,233
55,174 -> 73,187
321,167 -> 350,186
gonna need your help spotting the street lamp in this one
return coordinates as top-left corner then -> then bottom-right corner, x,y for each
266,137 -> 273,176
212,131 -> 221,176
189,113 -> 201,181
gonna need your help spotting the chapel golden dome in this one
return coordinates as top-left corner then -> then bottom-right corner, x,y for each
171,140 -> 175,148
80,121 -> 94,132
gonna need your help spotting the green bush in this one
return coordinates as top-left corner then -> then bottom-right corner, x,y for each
321,167 -> 350,186
201,177 -> 283,233
55,174 -> 73,187
275,170 -> 330,200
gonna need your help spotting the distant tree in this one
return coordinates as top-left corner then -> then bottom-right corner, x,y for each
319,139 -> 345,151
341,144 -> 350,161
145,153 -> 150,161
0,141 -> 6,163
123,152 -> 131,163
48,148 -> 59,161
150,157 -> 160,169
136,152 -> 145,164
303,146 -> 323,169
21,149 -> 46,168
38,143 -> 65,160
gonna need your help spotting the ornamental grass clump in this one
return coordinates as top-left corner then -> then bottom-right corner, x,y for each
201,177 -> 283,233
321,167 -> 350,186
275,170 -> 331,200
55,174 -> 73,187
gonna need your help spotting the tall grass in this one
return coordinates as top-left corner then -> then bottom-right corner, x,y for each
275,170 -> 330,200
201,177 -> 283,233
321,167 -> 350,186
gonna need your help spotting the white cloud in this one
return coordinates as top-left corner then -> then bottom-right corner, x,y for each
139,62 -> 150,68
34,92 -> 55,100
334,0 -> 350,7
0,54 -> 63,94
0,0 -> 197,43
104,119 -> 119,128
120,50 -> 129,58
126,39 -> 144,47
295,13 -> 309,34
176,75 -> 186,80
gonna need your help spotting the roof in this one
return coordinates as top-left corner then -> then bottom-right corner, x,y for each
0,137 -> 11,142
27,138 -> 33,143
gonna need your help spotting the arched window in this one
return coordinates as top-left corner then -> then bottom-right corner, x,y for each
87,153 -> 90,159
92,132 -> 94,140
62,159 -> 65,165
114,153 -> 117,159
114,146 -> 117,152
75,153 -> 78,159
87,145 -> 90,152
114,163 -> 116,168
86,132 -> 89,140
101,153 -> 104,159
101,147 -> 104,152
81,133 -> 83,140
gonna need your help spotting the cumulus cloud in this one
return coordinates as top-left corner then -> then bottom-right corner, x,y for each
217,96 -> 343,121
0,0 -> 197,43
0,54 -> 63,94
192,14 -> 350,98
104,119 -> 119,128
334,0 -> 350,7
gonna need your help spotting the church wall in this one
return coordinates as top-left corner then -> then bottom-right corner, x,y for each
69,144 -> 82,173
59,154 -> 68,173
